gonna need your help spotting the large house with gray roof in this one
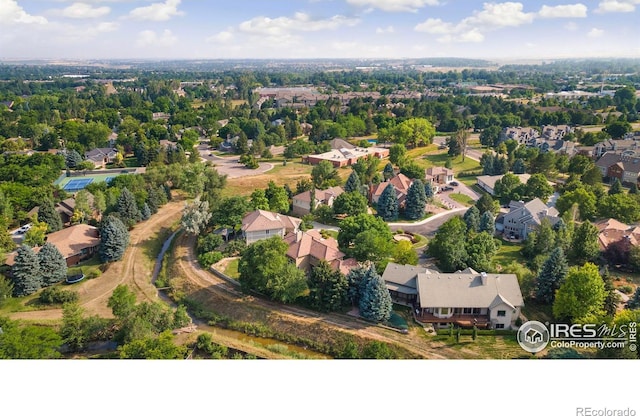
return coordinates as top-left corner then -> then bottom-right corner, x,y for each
595,152 -> 640,185
241,210 -> 301,245
382,263 -> 524,330
502,198 -> 559,240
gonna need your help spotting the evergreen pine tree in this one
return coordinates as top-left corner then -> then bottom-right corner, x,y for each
463,205 -> 481,232
163,184 -> 172,201
346,264 -> 369,306
608,178 -> 623,195
535,247 -> 569,304
601,266 -> 620,316
38,198 -> 63,233
629,183 -> 638,195
383,162 -> 395,181
404,179 -> 427,220
11,245 -> 42,296
358,265 -> 392,322
141,203 -> 151,221
344,171 -> 362,193
376,184 -> 399,221
424,181 -> 434,201
627,287 -> 640,310
38,242 -> 67,287
478,211 -> 495,234
117,187 -> 140,227
99,215 -> 130,262
512,158 -> 527,174
569,221 -> 599,265
65,149 -> 83,169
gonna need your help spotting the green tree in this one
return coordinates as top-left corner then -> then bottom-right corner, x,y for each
569,221 -> 599,265
344,171 -> 362,193
524,173 -> 554,201
358,266 -> 392,322
608,178 -> 623,195
399,161 -> 425,179
338,214 -> 393,256
307,260 -> 349,312
447,135 -> 462,157
427,216 -> 468,272
108,284 -> 137,319
38,242 -> 67,287
627,287 -> 640,310
463,205 -> 480,232
424,181 -> 434,201
11,245 -> 42,296
553,263 -> 606,322
23,218 -> 47,247
60,301 -> 87,352
556,188 -> 597,221
581,166 -> 603,186
601,267 -> 620,317
352,229 -> 394,269
238,236 -> 289,297
389,144 -> 407,166
494,173 -> 524,205
266,262 -> 308,304
603,120 -> 632,139
211,196 -> 251,232
480,125 -> 501,147
99,215 -> 130,263
383,162 -> 396,181
332,191 -> 368,217
311,160 -> 341,189
475,193 -> 498,216
404,179 -> 426,220
0,275 -> 13,306
393,240 -> 419,265
465,231 -> 498,272
478,211 -> 495,234
376,184 -> 399,221
38,198 -> 63,233
0,317 -> 62,359
535,247 -> 568,304
117,187 -> 140,228
118,331 -> 188,359
512,158 -> 527,174
393,118 -> 436,147
597,193 -> 640,223
265,181 -> 290,214
181,196 -> 211,235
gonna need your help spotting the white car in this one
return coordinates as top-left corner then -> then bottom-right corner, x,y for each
17,224 -> 31,234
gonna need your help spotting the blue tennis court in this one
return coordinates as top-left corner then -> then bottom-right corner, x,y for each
63,178 -> 94,192
105,176 -> 115,184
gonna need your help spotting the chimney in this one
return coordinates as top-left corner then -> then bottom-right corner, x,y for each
480,272 -> 487,285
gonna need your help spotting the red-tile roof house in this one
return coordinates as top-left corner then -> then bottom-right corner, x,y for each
5,224 -> 100,267
369,173 -> 413,206
284,229 -> 358,275
595,218 -> 640,251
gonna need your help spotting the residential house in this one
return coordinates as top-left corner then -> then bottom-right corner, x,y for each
241,210 -> 301,245
500,127 -> 539,145
502,198 -> 560,240
594,218 -> 640,251
382,262 -> 524,329
84,148 -> 119,169
283,229 -> 356,274
305,146 -> 389,168
25,194 -> 98,226
5,224 -> 101,267
476,174 -> 531,196
594,139 -> 640,159
424,166 -> 454,186
369,173 -> 413,207
595,152 -> 640,185
291,186 -> 344,216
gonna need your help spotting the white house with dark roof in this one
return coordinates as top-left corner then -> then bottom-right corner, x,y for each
241,210 -> 301,245
382,262 -> 524,329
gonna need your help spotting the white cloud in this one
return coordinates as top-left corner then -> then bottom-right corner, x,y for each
0,0 -> 48,24
537,4 -> 588,18
346,0 -> 439,12
595,0 -> 639,13
564,21 -> 579,31
238,12 -> 359,40
61,3 -> 111,19
128,0 -> 183,21
375,25 -> 394,34
206,31 -> 233,43
136,29 -> 177,47
587,27 -> 604,37
414,2 -> 535,42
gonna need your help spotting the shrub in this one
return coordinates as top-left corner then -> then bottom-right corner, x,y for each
39,286 -> 79,305
86,269 -> 102,279
619,285 -> 634,294
198,251 -> 224,268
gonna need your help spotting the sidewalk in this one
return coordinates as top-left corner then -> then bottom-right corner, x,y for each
387,207 -> 468,227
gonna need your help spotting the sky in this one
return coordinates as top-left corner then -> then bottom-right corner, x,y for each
1,0 -> 640,61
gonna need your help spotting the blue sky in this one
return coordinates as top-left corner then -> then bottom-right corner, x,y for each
1,0 -> 639,61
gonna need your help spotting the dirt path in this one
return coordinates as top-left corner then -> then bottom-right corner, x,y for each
173,233 -> 450,359
10,199 -> 185,322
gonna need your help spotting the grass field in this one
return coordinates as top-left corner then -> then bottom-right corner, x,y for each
224,258 -> 239,279
493,240 -> 524,268
221,160 -> 314,197
448,193 -> 474,206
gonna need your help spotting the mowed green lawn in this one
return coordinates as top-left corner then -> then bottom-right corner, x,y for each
493,240 -> 524,268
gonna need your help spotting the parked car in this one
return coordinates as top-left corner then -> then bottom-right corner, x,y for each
450,181 -> 459,186
17,224 -> 31,234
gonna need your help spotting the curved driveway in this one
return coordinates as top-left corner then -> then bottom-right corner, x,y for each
196,143 -> 274,179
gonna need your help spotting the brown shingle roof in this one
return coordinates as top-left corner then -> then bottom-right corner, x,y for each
241,210 -> 301,233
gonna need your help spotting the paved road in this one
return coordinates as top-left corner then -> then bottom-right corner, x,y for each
196,143 -> 274,178
388,207 -> 468,236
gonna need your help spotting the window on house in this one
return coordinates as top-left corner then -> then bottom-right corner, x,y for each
497,310 -> 506,317
463,308 -> 472,314
495,324 -> 505,329
440,308 -> 449,315
265,230 -> 270,235
472,308 -> 481,315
